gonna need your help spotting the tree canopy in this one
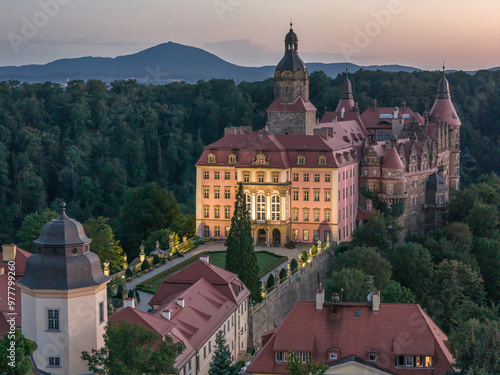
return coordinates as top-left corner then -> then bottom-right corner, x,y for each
0,329 -> 37,375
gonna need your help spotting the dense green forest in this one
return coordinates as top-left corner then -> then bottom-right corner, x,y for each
327,174 -> 500,374
0,69 -> 498,255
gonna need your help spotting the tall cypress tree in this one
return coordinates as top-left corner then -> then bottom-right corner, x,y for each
208,331 -> 237,375
225,183 -> 262,303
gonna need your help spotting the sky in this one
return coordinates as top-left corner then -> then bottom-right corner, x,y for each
0,0 -> 499,70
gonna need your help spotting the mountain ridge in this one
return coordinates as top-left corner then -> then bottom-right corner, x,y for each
0,42 -> 495,84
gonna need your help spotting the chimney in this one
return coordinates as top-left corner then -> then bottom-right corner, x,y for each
371,99 -> 377,110
393,106 -> 398,119
2,244 -> 16,262
316,285 -> 324,310
341,107 -> 345,119
177,298 -> 185,308
162,309 -> 173,320
199,255 -> 209,263
123,298 -> 135,309
372,290 -> 380,312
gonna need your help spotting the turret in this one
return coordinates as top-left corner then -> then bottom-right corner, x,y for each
335,70 -> 355,112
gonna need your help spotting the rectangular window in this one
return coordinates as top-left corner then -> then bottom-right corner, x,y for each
303,190 -> 309,201
209,340 -> 212,353
204,171 -> 209,179
416,356 -> 423,367
225,171 -> 230,180
214,171 -> 220,180
204,226 -> 210,237
204,188 -> 209,199
397,356 -> 405,366
313,230 -> 320,241
329,353 -> 337,360
243,172 -> 249,182
369,354 -> 377,361
235,172 -> 238,180
223,189 -> 230,199
48,356 -> 61,367
225,226 -> 230,237
313,210 -> 320,222
204,346 -> 207,359
314,174 -> 320,182
47,309 -> 60,331
292,209 -> 299,221
276,351 -> 284,362
293,229 -> 299,241
293,173 -> 299,182
204,207 -> 209,218
214,226 -> 220,237
225,207 -> 231,219
313,191 -> 320,201
273,173 -> 279,183
214,207 -> 220,218
303,209 -> 309,222
325,174 -> 331,182
303,230 -> 309,241
425,356 -> 432,367
99,301 -> 105,323
321,190 -> 330,202
325,210 -> 331,222
214,188 -> 220,199
387,185 -> 393,195
405,356 -> 414,367
258,173 -> 264,182
293,190 -> 299,201
303,173 -> 309,182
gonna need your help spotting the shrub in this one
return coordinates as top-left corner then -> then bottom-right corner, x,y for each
116,285 -> 124,299
128,289 -> 134,298
171,246 -> 178,255
300,250 -> 308,262
125,268 -> 133,278
266,273 -> 275,289
153,254 -> 160,265
311,244 -> 317,256
285,241 -> 296,249
291,259 -> 298,272
141,259 -> 150,271
184,240 -> 191,250
279,268 -> 287,281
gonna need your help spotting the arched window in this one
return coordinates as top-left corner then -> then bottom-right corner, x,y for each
297,155 -> 306,165
271,195 -> 280,221
256,194 -> 266,222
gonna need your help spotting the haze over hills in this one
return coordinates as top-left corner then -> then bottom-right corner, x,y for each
0,42 -> 496,84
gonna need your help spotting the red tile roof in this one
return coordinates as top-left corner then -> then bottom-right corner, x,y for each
246,301 -> 453,375
382,146 -> 405,170
360,107 -> 425,130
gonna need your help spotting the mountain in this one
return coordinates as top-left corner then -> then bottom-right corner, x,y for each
0,42 -> 465,84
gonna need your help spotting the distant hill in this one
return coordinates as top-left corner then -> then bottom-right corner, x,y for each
0,42 -> 492,84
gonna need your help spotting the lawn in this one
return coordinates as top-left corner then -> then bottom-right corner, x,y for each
137,251 -> 287,294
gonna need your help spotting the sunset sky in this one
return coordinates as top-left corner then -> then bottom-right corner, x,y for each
0,0 -> 498,70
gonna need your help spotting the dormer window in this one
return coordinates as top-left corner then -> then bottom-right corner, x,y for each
329,353 -> 337,360
208,153 -> 216,163
327,347 -> 341,362
318,155 -> 327,165
297,155 -> 306,165
229,154 -> 237,164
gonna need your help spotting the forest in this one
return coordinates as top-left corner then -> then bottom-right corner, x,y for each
0,69 -> 499,257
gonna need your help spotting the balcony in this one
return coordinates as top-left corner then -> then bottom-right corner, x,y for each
254,219 -> 266,225
378,193 -> 408,205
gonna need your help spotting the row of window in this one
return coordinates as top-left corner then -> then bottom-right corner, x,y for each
203,206 -> 232,219
338,184 -> 356,201
292,172 -> 331,182
275,352 -> 310,363
292,209 -> 331,222
396,355 -> 433,368
338,222 -> 354,241
203,187 -> 233,200
339,202 -> 356,220
202,170 -> 338,184
292,189 -> 331,202
292,229 -> 330,242
204,170 -> 237,180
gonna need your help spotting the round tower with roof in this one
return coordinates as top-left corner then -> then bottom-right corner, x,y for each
267,23 -> 317,135
335,71 -> 355,113
429,68 -> 461,190
18,202 -> 110,375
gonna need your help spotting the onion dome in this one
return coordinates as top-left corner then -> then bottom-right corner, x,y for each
275,22 -> 307,74
18,202 -> 110,290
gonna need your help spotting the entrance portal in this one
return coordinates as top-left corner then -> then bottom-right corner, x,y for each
272,229 -> 281,246
257,229 -> 266,246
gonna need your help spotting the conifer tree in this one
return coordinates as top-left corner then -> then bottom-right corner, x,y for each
208,331 -> 237,375
225,183 -> 262,302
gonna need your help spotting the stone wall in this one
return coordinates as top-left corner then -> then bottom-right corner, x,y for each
248,250 -> 331,348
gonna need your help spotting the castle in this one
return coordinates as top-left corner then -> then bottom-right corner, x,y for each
195,24 -> 460,243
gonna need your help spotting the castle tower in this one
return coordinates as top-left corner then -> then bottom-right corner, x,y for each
267,23 -> 317,135
429,68 -> 461,190
18,202 -> 110,375
335,71 -> 355,113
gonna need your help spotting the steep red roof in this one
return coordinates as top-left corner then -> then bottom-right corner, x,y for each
0,246 -> 31,319
247,301 -> 454,375
382,146 -> 405,170
429,75 -> 461,127
266,97 -> 317,112
360,106 -> 424,130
